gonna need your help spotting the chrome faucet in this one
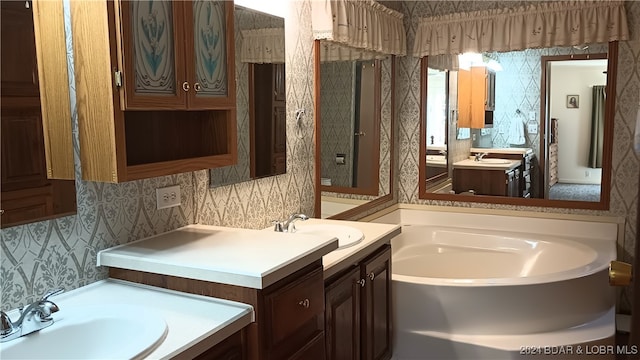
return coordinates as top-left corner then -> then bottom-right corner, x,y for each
273,213 -> 309,233
474,152 -> 489,161
1,288 -> 64,342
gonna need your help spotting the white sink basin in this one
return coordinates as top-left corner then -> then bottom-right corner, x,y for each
0,304 -> 167,359
296,224 -> 364,249
478,158 -> 511,164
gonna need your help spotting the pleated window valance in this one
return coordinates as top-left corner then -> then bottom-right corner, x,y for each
319,40 -> 388,62
240,28 -> 285,64
413,1 -> 629,58
312,0 -> 406,57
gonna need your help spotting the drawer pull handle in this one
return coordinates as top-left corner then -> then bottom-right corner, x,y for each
298,299 -> 310,308
182,81 -> 190,92
194,82 -> 201,92
369,272 -> 375,281
357,279 -> 366,287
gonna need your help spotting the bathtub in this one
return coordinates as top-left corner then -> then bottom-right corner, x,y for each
370,207 -> 620,359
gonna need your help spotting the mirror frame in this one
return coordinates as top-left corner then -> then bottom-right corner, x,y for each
313,40 -> 395,219
419,41 -> 618,210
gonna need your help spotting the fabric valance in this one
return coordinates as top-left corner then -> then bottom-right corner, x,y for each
240,28 -> 285,64
312,0 -> 406,56
413,1 -> 629,58
319,40 -> 388,62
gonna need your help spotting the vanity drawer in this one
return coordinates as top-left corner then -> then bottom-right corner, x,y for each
264,265 -> 324,353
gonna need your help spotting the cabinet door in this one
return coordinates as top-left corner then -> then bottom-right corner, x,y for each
1,106 -> 49,191
457,69 -> 471,128
470,66 -> 487,129
185,0 -> 235,109
1,1 -> 39,98
361,245 -> 392,360
325,267 -> 361,360
119,0 -> 187,109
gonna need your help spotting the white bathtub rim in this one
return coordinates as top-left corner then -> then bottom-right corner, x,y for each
391,224 -> 615,287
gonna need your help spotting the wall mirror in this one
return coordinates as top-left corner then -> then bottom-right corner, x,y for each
1,0 -> 76,228
209,4 -> 285,187
314,41 -> 395,219
420,42 -> 617,210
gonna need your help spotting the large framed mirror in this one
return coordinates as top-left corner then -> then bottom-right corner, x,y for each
314,41 -> 395,219
420,42 -> 617,210
209,4 -> 285,187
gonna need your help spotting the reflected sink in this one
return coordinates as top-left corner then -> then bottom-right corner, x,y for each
296,224 -> 364,249
0,304 -> 167,359
478,158 -> 511,164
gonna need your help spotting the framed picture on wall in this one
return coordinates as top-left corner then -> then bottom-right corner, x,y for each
567,95 -> 579,108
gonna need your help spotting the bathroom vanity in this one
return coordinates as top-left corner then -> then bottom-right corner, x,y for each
98,220 -> 400,360
452,158 -> 521,196
470,148 -> 535,198
100,225 -> 338,360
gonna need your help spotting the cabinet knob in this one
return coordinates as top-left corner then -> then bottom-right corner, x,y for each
298,299 -> 310,308
194,82 -> 201,92
357,279 -> 366,287
0,209 -> 4,216
368,272 -> 375,281
182,82 -> 190,92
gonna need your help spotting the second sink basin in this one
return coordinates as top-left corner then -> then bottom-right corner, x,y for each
0,304 -> 167,359
296,224 -> 364,249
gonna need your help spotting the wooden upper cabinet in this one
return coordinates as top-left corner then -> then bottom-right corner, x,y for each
69,0 -> 237,182
118,0 -> 235,110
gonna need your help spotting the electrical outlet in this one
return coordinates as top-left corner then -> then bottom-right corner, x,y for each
528,111 -> 536,121
156,185 -> 181,210
585,170 -> 591,178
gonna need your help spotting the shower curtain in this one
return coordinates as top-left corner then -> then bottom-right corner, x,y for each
589,85 -> 606,168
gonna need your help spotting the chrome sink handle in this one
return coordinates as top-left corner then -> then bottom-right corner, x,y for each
1,288 -> 64,342
283,213 -> 309,233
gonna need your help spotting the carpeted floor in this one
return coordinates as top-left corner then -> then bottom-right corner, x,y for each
549,183 -> 601,202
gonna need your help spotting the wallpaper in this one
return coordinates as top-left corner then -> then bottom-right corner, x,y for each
398,1 -> 640,314
0,0 -> 315,310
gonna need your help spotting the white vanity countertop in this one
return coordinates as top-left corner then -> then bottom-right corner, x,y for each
44,279 -> 253,359
293,219 -> 401,280
471,147 -> 533,155
453,158 -> 521,171
98,224 -> 338,289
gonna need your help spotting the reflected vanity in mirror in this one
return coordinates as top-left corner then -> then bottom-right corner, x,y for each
314,41 -> 395,219
420,42 -> 617,210
1,0 -> 76,228
210,5 -> 285,187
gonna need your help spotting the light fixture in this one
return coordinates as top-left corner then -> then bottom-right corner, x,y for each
234,0 -> 288,18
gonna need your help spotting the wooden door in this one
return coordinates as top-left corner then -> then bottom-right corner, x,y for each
361,245 -> 392,360
325,267 -> 361,360
185,0 -> 236,109
119,0 -> 187,109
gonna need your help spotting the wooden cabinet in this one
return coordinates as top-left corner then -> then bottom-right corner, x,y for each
457,66 -> 495,129
479,152 -> 536,198
453,167 -> 520,197
119,1 -> 234,110
110,260 -> 325,360
1,0 -> 76,228
192,329 -> 246,360
325,244 -> 392,360
68,0 -> 237,182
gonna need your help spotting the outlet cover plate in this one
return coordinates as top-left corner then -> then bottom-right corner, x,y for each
156,185 -> 181,210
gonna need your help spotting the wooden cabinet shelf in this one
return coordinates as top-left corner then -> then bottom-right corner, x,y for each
69,0 -> 237,182
325,244 -> 392,360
